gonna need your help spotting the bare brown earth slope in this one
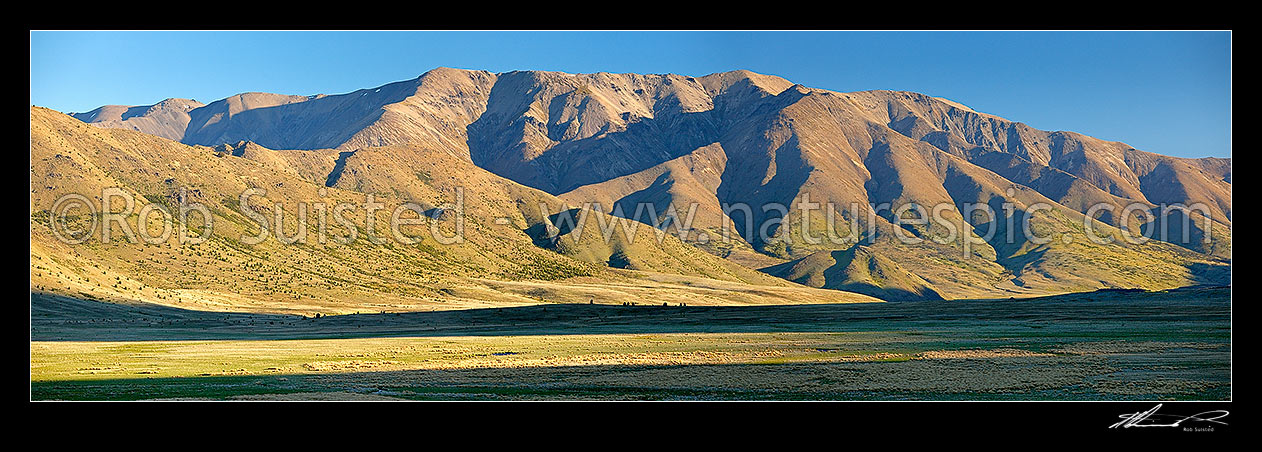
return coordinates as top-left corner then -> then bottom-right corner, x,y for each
60,68 -> 1230,300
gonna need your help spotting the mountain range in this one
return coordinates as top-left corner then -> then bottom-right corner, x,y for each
32,67 -> 1229,310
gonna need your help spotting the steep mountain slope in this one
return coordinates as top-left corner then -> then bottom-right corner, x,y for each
33,106 -> 878,315
65,68 -> 1231,300
857,90 -> 1231,221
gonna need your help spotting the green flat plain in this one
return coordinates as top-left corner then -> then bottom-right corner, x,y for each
30,286 -> 1230,400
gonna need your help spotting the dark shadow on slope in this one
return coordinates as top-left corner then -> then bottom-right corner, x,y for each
522,208 -> 589,249
467,108 -> 722,194
937,165 -> 1043,272
180,78 -> 423,150
466,73 -> 806,196
715,133 -> 813,252
598,172 -> 694,238
1143,206 -> 1228,256
610,172 -> 676,223
1185,261 -> 1231,286
324,151 -> 356,187
71,105 -> 152,123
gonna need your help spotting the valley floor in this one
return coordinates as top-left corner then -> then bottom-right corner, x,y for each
29,287 -> 1230,401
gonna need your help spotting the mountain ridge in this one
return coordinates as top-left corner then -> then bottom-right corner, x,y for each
54,67 -> 1231,300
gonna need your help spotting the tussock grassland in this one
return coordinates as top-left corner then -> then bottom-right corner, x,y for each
31,287 -> 1230,400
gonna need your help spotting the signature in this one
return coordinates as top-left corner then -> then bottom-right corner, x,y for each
1109,404 -> 1229,429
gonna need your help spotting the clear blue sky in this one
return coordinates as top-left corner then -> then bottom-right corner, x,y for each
30,31 -> 1231,158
